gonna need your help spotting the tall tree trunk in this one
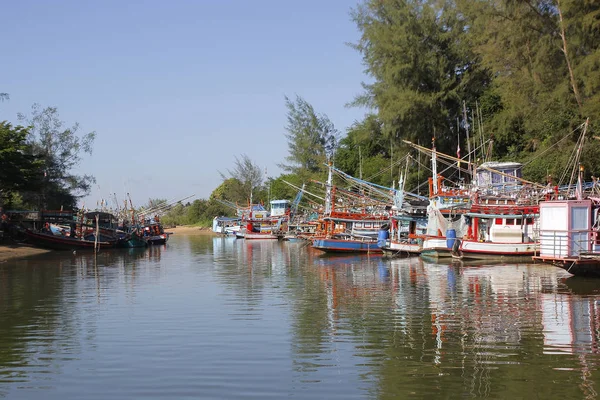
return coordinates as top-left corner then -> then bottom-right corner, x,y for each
556,0 -> 583,113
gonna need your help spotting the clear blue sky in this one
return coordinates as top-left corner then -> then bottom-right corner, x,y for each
0,0 -> 369,208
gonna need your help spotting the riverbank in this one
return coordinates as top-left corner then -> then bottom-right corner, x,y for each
166,225 -> 216,236
0,243 -> 51,262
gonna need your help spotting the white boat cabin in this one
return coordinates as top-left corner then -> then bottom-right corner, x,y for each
476,162 -> 523,189
465,212 -> 537,244
539,200 -> 598,258
270,199 -> 291,217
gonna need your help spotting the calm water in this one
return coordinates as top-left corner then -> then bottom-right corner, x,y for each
2,235 -> 600,399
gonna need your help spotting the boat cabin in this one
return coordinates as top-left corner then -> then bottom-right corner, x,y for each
212,216 -> 242,234
538,200 -> 597,258
476,162 -> 523,189
464,204 -> 538,244
270,200 -> 291,217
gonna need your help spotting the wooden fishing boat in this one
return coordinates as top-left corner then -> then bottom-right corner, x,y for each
236,200 -> 291,240
25,229 -> 117,250
212,216 -> 242,235
380,214 -> 427,257
143,222 -> 170,245
452,202 -> 540,260
312,236 -> 383,253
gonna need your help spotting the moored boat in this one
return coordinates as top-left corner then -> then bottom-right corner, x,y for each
143,222 -> 170,245
25,229 -> 118,250
312,236 -> 383,253
452,202 -> 540,260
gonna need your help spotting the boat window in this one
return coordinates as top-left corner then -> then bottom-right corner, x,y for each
526,218 -> 534,225
515,218 -> 522,225
364,222 -> 371,228
506,218 -> 514,225
495,218 -> 503,225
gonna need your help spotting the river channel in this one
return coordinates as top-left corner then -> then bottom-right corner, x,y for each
1,234 -> 600,399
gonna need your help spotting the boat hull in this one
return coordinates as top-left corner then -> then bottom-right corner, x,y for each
244,232 -> 279,240
457,240 -> 538,260
312,238 -> 382,253
381,240 -> 421,257
421,237 -> 453,258
146,234 -> 168,245
25,230 -> 116,251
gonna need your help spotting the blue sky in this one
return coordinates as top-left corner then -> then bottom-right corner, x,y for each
0,0 -> 369,208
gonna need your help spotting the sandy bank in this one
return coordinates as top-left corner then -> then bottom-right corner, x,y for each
0,244 -> 51,263
165,226 -> 217,236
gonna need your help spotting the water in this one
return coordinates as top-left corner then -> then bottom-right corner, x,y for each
2,235 -> 600,399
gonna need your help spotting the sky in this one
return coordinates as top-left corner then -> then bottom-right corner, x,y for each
0,0 -> 369,208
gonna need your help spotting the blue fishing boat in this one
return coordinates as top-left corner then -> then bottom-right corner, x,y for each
312,236 -> 383,253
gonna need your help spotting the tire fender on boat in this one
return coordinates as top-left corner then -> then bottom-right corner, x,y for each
452,238 -> 461,253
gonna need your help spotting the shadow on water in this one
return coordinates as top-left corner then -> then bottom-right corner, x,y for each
560,276 -> 600,296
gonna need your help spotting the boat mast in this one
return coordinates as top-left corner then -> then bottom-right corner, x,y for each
324,162 -> 333,216
432,138 -> 438,196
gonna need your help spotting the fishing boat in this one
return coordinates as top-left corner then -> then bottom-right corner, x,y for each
419,181 -> 470,259
381,214 -> 427,257
212,216 -> 242,235
142,221 -> 170,245
452,201 -> 539,260
312,235 -> 383,253
24,229 -> 118,250
237,200 -> 291,240
310,164 -> 390,254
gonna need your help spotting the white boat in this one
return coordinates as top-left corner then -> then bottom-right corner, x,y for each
420,236 -> 454,258
212,216 -> 242,235
453,203 -> 540,260
533,198 -> 600,277
381,214 -> 427,257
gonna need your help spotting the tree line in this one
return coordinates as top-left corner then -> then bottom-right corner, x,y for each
163,0 -> 599,226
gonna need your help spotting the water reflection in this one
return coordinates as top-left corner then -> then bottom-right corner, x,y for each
1,237 -> 600,399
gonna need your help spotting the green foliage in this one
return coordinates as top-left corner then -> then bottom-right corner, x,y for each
0,122 -> 44,204
17,104 -> 96,209
280,95 -> 339,177
268,174 -> 304,202
342,0 -> 600,184
219,155 -> 264,203
351,0 -> 490,153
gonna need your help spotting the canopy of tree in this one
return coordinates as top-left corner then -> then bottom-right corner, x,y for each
0,103 -> 96,210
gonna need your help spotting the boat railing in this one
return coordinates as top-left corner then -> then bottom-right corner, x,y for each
537,228 -> 596,259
